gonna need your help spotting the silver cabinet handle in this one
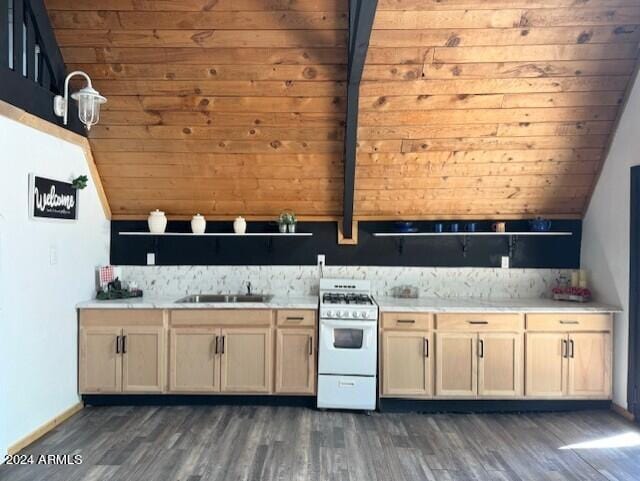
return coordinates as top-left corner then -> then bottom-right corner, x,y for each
122,335 -> 127,354
220,335 -> 225,354
397,319 -> 416,324
560,320 -> 579,325
478,339 -> 484,358
286,316 -> 305,321
562,339 -> 568,358
115,335 -> 121,354
308,336 -> 313,356
468,320 -> 488,325
569,339 -> 575,358
214,335 -> 219,355
424,338 -> 429,358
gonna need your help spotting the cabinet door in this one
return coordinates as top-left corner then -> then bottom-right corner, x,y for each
478,333 -> 523,398
568,332 -> 611,398
525,332 -> 568,398
382,331 -> 433,397
79,327 -> 122,393
435,332 -> 477,397
122,326 -> 165,393
220,328 -> 272,393
275,329 -> 315,395
169,328 -> 220,393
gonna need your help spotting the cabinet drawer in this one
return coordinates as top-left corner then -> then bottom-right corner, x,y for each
277,309 -> 317,327
80,309 -> 163,327
436,313 -> 524,331
170,309 -> 273,326
382,312 -> 433,330
526,313 -> 612,332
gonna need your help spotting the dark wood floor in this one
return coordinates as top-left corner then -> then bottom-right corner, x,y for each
1,406 -> 639,481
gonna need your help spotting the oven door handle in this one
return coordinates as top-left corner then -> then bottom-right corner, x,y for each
321,319 -> 376,329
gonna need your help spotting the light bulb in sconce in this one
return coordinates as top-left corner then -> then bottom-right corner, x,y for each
53,71 -> 107,131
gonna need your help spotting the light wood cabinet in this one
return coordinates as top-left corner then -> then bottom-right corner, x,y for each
169,328 -> 220,393
275,328 -> 316,394
220,327 -> 272,393
79,325 -> 165,394
525,332 -> 567,398
567,332 -> 611,398
478,332 -> 522,398
525,331 -> 612,399
122,326 -> 165,393
382,331 -> 433,397
79,327 -> 122,394
435,332 -> 477,397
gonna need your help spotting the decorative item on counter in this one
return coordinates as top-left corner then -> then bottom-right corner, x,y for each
492,221 -> 506,233
392,285 -> 419,298
552,286 -> 592,303
571,270 -> 580,287
530,217 -> 552,232
277,210 -> 296,233
98,265 -> 115,289
96,277 -> 144,300
233,216 -> 247,234
191,213 -> 206,234
434,223 -> 444,233
450,223 -> 460,233
394,221 -> 418,233
148,209 -> 167,233
71,175 -> 88,190
579,269 -> 588,288
464,222 -> 477,233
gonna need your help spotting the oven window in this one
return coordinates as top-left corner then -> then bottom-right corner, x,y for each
333,329 -> 364,349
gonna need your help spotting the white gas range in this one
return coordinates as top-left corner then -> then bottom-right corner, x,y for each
317,278 -> 378,411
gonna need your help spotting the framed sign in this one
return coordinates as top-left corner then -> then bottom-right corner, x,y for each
29,175 -> 78,221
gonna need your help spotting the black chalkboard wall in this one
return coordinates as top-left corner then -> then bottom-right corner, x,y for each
111,220 -> 581,268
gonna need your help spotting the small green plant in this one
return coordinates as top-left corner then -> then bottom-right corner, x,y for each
72,175 -> 89,190
278,211 -> 296,225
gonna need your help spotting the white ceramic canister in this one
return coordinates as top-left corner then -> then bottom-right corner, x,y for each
191,213 -> 206,234
148,209 -> 167,233
233,216 -> 247,234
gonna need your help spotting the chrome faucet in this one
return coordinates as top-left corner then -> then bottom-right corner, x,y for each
246,281 -> 252,295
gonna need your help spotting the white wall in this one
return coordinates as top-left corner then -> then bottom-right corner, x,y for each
581,72 -> 640,409
0,114 -> 110,456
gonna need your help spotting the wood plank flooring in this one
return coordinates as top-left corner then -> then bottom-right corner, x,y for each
1,407 -> 639,481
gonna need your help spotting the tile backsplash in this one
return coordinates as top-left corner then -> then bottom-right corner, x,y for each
119,265 -> 569,299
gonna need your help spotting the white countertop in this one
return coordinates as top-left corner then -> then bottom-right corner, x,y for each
374,297 -> 621,313
77,295 -> 319,310
78,295 -> 620,314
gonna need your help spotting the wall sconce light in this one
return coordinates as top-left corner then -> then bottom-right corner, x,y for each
53,71 -> 107,131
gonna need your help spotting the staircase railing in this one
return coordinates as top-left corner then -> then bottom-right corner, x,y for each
0,0 -> 84,134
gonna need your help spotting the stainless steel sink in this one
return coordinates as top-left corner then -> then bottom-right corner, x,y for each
175,294 -> 273,304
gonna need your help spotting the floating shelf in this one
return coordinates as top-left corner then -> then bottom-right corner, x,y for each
119,232 -> 313,237
373,231 -> 573,256
373,232 -> 572,237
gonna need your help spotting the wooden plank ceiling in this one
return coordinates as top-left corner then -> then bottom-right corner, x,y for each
46,0 -> 640,220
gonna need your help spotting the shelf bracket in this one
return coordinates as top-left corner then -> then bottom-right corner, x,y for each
460,235 -> 469,258
266,237 -> 274,252
508,235 -> 519,259
396,237 -> 405,255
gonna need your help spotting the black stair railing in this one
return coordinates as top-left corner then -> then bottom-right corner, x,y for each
0,0 -> 84,134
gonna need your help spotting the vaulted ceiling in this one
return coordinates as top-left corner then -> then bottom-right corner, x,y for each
45,0 -> 640,220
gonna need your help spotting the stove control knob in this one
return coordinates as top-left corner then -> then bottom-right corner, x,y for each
360,311 -> 368,319
341,311 -> 348,318
325,310 -> 333,318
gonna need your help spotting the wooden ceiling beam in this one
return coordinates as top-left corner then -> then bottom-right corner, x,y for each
342,0 -> 378,239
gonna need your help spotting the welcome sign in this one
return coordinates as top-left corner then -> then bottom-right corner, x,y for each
29,175 -> 78,221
